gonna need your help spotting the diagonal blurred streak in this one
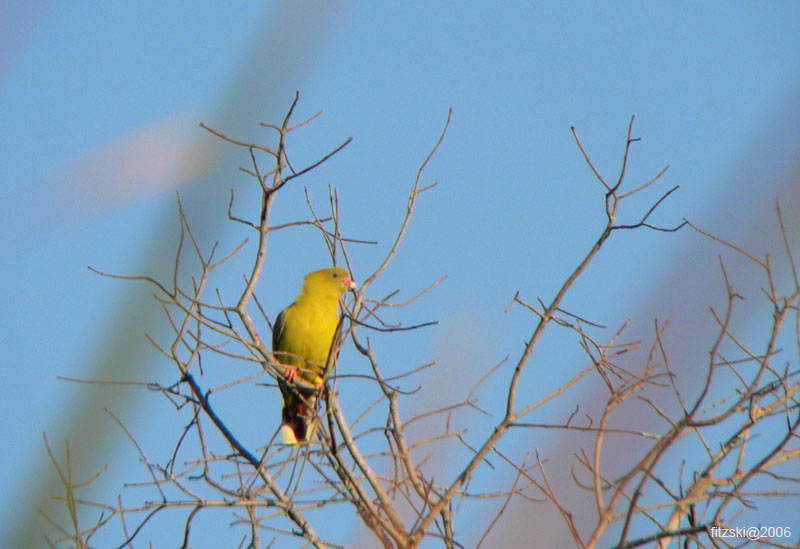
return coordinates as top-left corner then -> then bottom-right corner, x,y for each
58,108 -> 220,213
9,2 -> 351,546
0,3 -> 49,86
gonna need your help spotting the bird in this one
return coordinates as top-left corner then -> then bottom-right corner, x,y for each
272,267 -> 356,444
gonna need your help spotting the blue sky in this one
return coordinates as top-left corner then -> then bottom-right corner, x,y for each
3,2 -> 800,547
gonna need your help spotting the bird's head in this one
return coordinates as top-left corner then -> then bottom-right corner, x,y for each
303,267 -> 356,300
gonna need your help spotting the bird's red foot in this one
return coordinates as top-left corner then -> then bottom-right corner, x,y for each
284,367 -> 297,383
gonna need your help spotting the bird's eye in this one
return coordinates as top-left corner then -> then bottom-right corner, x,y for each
332,272 -> 339,278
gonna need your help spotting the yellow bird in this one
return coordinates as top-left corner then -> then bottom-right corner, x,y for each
272,267 -> 356,444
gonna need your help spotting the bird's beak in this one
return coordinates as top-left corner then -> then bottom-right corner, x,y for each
343,276 -> 356,290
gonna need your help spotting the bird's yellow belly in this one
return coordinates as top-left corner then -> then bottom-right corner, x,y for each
279,302 -> 338,379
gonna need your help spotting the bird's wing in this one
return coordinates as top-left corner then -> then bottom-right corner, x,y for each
272,307 -> 287,353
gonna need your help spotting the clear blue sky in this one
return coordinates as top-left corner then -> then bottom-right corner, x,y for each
3,2 -> 800,547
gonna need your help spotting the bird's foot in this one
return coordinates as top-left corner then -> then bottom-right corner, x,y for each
284,367 -> 298,383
